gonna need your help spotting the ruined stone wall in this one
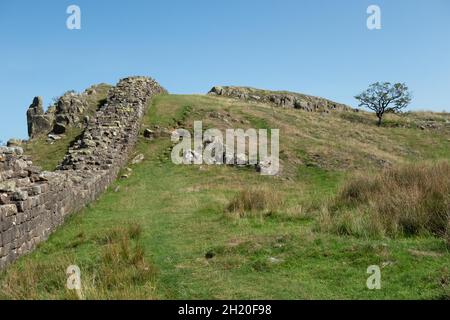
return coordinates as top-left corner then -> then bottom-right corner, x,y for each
0,77 -> 166,269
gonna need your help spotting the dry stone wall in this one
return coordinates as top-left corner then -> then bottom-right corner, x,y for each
0,77 -> 166,269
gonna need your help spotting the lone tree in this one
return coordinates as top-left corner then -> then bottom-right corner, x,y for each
355,82 -> 412,126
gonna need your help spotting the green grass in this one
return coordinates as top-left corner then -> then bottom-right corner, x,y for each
0,94 -> 449,299
23,127 -> 83,171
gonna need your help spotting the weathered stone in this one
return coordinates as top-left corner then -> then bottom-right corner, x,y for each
0,204 -> 18,218
0,193 -> 10,205
53,122 -> 67,134
12,190 -> 28,201
131,154 -> 145,164
7,139 -> 22,147
0,181 -> 16,192
27,97 -> 54,138
208,86 -> 352,112
143,128 -> 154,139
48,134 -> 62,141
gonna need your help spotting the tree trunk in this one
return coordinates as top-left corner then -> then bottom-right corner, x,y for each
377,114 -> 383,126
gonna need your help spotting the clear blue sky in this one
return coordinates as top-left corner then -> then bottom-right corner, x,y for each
1,0 -> 449,142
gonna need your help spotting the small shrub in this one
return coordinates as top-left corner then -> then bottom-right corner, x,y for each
320,162 -> 450,239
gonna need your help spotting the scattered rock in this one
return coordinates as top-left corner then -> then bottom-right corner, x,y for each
131,154 -> 145,164
268,257 -> 283,264
48,134 -> 62,141
143,128 -> 154,139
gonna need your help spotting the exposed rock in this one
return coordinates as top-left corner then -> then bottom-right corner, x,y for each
53,91 -> 88,130
6,139 -> 22,147
26,97 -> 54,138
268,257 -> 283,264
143,128 -> 154,139
47,134 -> 62,141
53,122 -> 67,134
208,86 -> 353,113
26,85 -> 113,140
131,154 -> 145,165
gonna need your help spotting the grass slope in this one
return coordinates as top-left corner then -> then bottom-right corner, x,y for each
0,95 -> 449,299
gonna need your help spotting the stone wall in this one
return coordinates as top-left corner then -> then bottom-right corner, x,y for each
0,77 -> 166,269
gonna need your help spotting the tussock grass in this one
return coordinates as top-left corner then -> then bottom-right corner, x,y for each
225,187 -> 284,218
319,162 -> 450,240
0,223 -> 156,300
2,94 -> 450,299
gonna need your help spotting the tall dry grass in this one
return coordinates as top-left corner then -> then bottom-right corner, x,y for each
0,223 -> 157,299
225,187 -> 284,218
318,162 -> 450,240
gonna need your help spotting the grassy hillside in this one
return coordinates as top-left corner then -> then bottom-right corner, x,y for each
1,94 -> 449,299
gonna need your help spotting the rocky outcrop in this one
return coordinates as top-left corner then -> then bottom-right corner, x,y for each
52,91 -> 88,134
0,76 -> 166,270
208,86 -> 353,113
26,97 -> 54,138
26,84 -> 111,138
